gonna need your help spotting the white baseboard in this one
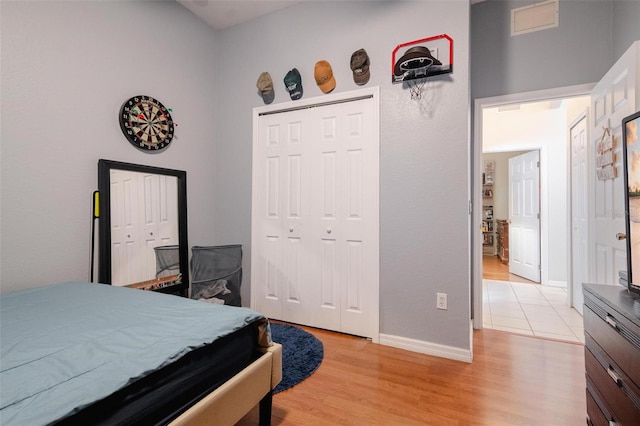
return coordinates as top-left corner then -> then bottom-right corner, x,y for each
379,333 -> 472,363
546,280 -> 567,288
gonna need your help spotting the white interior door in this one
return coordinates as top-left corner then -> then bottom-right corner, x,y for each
509,150 -> 541,282
252,88 -> 379,340
589,43 -> 637,285
570,115 -> 589,314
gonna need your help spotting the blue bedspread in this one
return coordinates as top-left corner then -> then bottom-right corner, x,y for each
0,282 -> 267,425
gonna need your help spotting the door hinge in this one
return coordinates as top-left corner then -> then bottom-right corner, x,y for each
537,161 -> 540,168
469,200 -> 473,215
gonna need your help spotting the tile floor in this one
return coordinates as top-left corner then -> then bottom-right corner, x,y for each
482,279 -> 585,344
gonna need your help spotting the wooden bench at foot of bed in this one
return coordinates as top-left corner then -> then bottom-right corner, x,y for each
170,343 -> 282,426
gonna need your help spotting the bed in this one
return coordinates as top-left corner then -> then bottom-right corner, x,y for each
0,282 -> 282,425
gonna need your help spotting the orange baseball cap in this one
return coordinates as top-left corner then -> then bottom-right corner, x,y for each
314,60 -> 336,93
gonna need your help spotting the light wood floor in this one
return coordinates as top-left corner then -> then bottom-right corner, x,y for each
483,255 -> 537,284
237,325 -> 586,425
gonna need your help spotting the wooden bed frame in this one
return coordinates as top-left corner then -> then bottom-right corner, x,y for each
171,343 -> 282,426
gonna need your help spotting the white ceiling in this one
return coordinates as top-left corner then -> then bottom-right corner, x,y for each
177,0 -> 301,30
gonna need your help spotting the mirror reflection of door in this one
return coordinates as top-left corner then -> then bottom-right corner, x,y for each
110,170 -> 179,286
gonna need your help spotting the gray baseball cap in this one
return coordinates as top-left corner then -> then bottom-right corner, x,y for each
257,72 -> 275,104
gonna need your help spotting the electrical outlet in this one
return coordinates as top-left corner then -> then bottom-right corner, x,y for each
437,293 -> 447,310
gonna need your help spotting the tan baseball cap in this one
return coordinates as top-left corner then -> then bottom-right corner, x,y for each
256,72 -> 275,104
314,60 -> 336,93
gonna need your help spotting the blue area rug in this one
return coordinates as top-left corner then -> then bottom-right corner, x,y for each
270,323 -> 324,393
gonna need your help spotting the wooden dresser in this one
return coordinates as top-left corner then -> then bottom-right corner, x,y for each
583,284 -> 640,425
495,220 -> 509,264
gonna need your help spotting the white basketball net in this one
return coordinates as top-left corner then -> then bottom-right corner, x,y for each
407,78 -> 427,101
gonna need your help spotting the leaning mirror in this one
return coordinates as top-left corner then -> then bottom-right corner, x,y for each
98,159 -> 188,296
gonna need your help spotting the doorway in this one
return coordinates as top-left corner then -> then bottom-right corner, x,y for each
482,149 -> 540,283
481,146 -> 582,343
472,85 -> 593,342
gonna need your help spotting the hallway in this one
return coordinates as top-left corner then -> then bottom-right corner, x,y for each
482,256 -> 584,344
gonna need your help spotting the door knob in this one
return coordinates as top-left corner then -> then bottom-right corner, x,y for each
289,227 -> 294,232
326,227 -> 332,234
616,233 -> 626,240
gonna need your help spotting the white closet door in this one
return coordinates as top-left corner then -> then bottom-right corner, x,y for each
110,170 -> 143,286
253,109 -> 312,322
252,89 -> 379,340
139,173 -> 179,279
110,171 -> 179,286
308,98 -> 378,337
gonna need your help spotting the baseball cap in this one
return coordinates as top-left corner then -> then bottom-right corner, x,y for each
256,72 -> 275,104
314,60 -> 336,93
284,68 -> 303,100
350,49 -> 370,85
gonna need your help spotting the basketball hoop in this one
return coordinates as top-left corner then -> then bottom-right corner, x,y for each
391,34 -> 454,102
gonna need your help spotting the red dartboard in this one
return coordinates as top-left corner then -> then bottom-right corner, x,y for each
119,95 -> 174,152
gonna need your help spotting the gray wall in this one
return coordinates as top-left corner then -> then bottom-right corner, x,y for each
471,0 -> 640,101
213,1 -> 472,349
1,1 -> 220,290
613,0 -> 640,61
1,1 -> 472,351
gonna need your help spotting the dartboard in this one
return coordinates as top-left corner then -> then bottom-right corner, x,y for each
119,95 -> 174,151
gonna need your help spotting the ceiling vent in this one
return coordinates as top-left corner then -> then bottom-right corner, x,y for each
511,0 -> 559,36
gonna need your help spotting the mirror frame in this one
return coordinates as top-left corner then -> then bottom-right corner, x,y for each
98,159 -> 189,295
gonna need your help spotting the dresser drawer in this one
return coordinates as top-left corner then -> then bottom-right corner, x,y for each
587,377 -> 614,426
584,301 -> 640,388
585,343 -> 640,425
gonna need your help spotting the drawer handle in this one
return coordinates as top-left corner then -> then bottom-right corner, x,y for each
607,366 -> 622,387
605,315 -> 619,330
